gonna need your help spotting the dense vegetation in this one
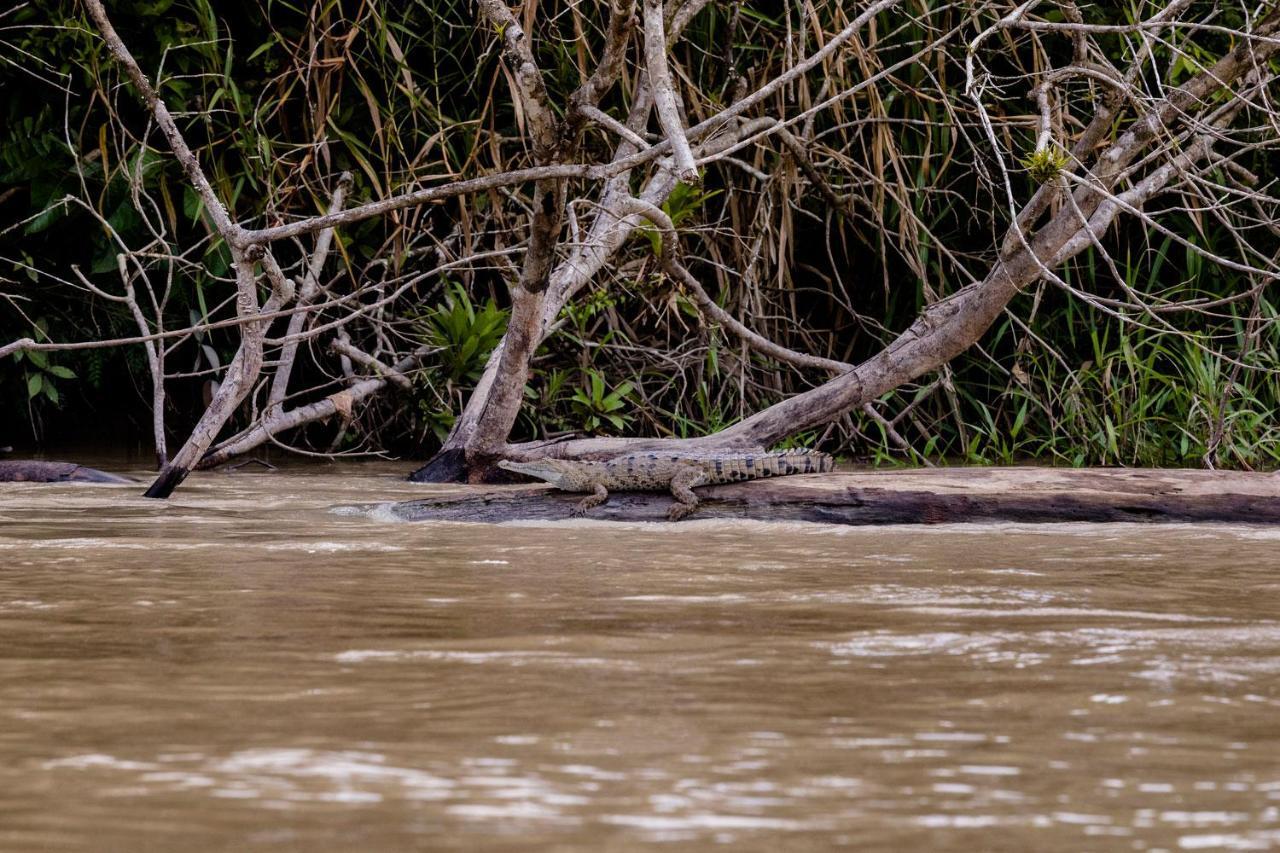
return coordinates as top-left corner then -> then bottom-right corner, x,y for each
3,0 -> 1278,470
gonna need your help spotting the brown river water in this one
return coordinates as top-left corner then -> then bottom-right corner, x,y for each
1,460 -> 1279,851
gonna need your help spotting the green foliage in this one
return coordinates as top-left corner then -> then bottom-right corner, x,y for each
415,404 -> 457,445
418,284 -> 509,384
568,371 -> 634,433
9,321 -> 76,411
667,381 -> 733,439
1020,146 -> 1070,184
520,368 -> 571,433
518,368 -> 636,437
638,182 -> 720,256
775,431 -> 821,451
884,289 -> 1280,471
559,287 -> 617,331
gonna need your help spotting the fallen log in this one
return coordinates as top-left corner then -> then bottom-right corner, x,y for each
385,467 -> 1280,525
0,460 -> 136,484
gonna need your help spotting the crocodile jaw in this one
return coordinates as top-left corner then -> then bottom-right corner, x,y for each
498,459 -> 569,489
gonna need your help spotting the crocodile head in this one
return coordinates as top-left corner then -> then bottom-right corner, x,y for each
497,458 -> 576,489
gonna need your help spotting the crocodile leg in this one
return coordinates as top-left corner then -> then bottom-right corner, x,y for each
572,483 -> 610,517
666,470 -> 702,521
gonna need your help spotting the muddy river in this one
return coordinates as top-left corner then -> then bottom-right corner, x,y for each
1,461 -> 1278,850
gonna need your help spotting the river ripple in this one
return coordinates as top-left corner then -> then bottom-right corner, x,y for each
1,462 -> 1278,850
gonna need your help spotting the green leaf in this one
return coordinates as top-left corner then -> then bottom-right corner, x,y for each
23,200 -> 67,236
91,249 -> 119,274
205,243 -> 231,279
1011,402 -> 1027,439
247,36 -> 278,62
47,365 -> 76,379
184,185 -> 206,223
26,373 -> 42,399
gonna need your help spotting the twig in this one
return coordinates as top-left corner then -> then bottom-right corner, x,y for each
643,0 -> 698,183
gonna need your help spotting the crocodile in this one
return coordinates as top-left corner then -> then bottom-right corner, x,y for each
498,450 -> 833,521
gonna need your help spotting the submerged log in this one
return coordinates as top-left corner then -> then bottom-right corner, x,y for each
387,467 -> 1280,525
0,460 -> 135,484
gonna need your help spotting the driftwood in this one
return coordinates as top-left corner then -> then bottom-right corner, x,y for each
0,460 -> 135,484
388,467 -> 1280,525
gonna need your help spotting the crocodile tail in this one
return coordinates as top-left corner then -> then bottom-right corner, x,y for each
758,450 -> 834,476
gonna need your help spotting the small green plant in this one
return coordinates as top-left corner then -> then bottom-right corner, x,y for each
560,287 -> 617,330
415,404 -> 457,445
8,318 -> 75,407
520,368 -> 574,435
1020,146 -> 1070,183
775,431 -> 821,451
568,371 -> 634,433
14,348 -> 75,406
637,182 -> 721,255
667,380 -> 735,438
418,283 -> 509,384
